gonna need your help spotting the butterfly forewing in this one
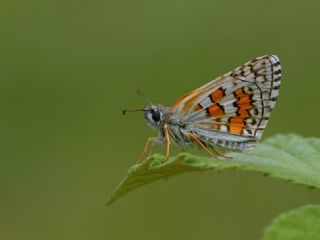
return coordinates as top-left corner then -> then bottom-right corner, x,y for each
172,55 -> 281,146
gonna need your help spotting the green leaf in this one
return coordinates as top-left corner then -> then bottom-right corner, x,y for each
262,205 -> 320,240
107,134 -> 320,205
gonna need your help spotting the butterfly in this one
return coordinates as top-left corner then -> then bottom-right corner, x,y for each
123,55 -> 281,160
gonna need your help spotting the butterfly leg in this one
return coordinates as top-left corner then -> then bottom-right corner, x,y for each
189,133 -> 223,159
163,124 -> 171,160
139,137 -> 159,162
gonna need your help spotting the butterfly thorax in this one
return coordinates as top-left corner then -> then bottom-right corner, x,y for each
144,104 -> 192,147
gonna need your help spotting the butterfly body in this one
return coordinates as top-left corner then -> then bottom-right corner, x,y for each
143,103 -> 256,154
133,55 -> 281,160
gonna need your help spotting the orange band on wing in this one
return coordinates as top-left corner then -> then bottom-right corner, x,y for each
237,95 -> 251,104
235,88 -> 253,111
238,102 -> 253,110
238,110 -> 250,117
210,88 -> 225,102
228,87 -> 254,134
229,117 -> 246,134
207,103 -> 224,117
234,88 -> 246,97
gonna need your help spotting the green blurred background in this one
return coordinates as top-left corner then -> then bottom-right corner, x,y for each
1,0 -> 320,239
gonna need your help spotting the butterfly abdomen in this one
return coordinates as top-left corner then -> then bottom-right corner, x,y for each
215,138 -> 256,151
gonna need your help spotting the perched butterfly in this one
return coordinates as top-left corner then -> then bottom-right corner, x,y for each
124,55 -> 281,160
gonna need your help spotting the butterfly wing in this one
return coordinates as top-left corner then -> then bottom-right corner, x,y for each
171,55 -> 281,150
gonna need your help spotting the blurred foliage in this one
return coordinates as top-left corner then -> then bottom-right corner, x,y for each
263,205 -> 320,240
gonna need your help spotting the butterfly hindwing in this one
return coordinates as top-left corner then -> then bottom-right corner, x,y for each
173,55 -> 281,147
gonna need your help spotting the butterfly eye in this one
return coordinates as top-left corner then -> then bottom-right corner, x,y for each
151,110 -> 161,122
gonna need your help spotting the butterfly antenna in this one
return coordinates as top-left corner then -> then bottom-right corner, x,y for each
122,89 -> 152,115
122,108 -> 145,115
137,89 -> 153,105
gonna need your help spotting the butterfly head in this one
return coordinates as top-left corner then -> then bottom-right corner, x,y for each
122,104 -> 165,129
143,105 -> 164,128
